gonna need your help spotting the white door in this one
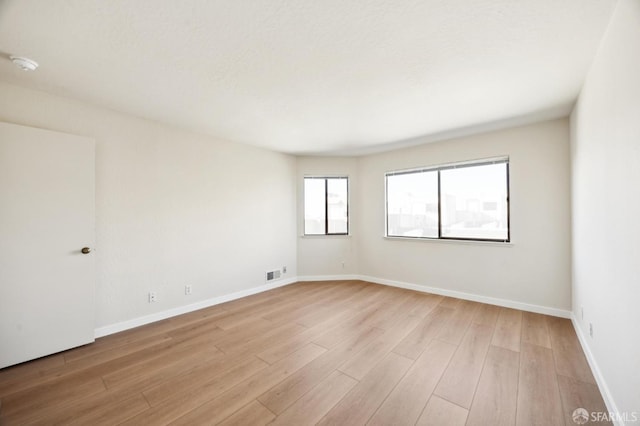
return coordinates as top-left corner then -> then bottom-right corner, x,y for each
0,122 -> 95,369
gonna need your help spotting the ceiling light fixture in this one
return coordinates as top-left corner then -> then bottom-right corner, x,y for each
10,56 -> 38,71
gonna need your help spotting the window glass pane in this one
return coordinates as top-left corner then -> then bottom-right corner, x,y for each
327,178 -> 348,234
440,163 -> 508,240
387,171 -> 438,238
304,178 -> 326,235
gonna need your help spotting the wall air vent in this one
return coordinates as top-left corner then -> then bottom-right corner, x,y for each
266,269 -> 282,282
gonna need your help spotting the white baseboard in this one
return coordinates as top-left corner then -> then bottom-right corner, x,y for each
94,277 -> 297,338
94,273 -> 571,338
358,275 -> 572,318
571,315 -> 623,426
296,274 -> 571,318
297,274 -> 360,282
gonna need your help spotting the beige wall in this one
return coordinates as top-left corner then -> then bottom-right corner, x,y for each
1,81 -> 573,336
570,0 -> 640,416
0,82 -> 298,330
296,156 -> 359,277
297,119 -> 572,313
357,119 -> 571,311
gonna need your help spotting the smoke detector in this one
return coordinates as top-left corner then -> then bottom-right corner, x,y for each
10,56 -> 38,72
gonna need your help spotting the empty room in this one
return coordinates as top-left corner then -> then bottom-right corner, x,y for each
0,0 -> 638,425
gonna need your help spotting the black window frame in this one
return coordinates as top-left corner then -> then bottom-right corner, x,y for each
385,158 -> 510,243
304,176 -> 349,236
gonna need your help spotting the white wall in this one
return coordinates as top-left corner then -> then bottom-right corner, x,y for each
296,156 -> 358,277
570,0 -> 640,417
0,82 -> 297,330
0,81 -> 574,334
356,119 -> 572,311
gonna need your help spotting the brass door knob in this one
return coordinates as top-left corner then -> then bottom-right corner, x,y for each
81,247 -> 92,254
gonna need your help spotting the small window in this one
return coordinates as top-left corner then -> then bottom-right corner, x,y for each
304,177 -> 349,235
386,158 -> 509,242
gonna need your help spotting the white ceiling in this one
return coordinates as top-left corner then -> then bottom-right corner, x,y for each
0,0 -> 616,155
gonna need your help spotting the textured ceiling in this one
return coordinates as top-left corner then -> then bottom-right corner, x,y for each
0,0 -> 616,155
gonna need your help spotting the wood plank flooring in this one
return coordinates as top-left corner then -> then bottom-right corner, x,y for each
0,280 -> 610,425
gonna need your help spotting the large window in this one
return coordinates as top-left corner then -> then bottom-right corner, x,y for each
304,177 -> 349,235
386,158 -> 509,242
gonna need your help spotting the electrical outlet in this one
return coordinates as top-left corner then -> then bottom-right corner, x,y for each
589,323 -> 593,338
282,266 -> 287,274
341,261 -> 345,269
581,307 -> 584,320
149,291 -> 157,303
185,285 -> 192,295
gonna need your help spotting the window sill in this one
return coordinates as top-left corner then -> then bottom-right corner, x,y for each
300,234 -> 352,239
384,236 -> 513,247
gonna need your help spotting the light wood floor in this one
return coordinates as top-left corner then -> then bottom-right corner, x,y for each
0,280 -> 610,425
